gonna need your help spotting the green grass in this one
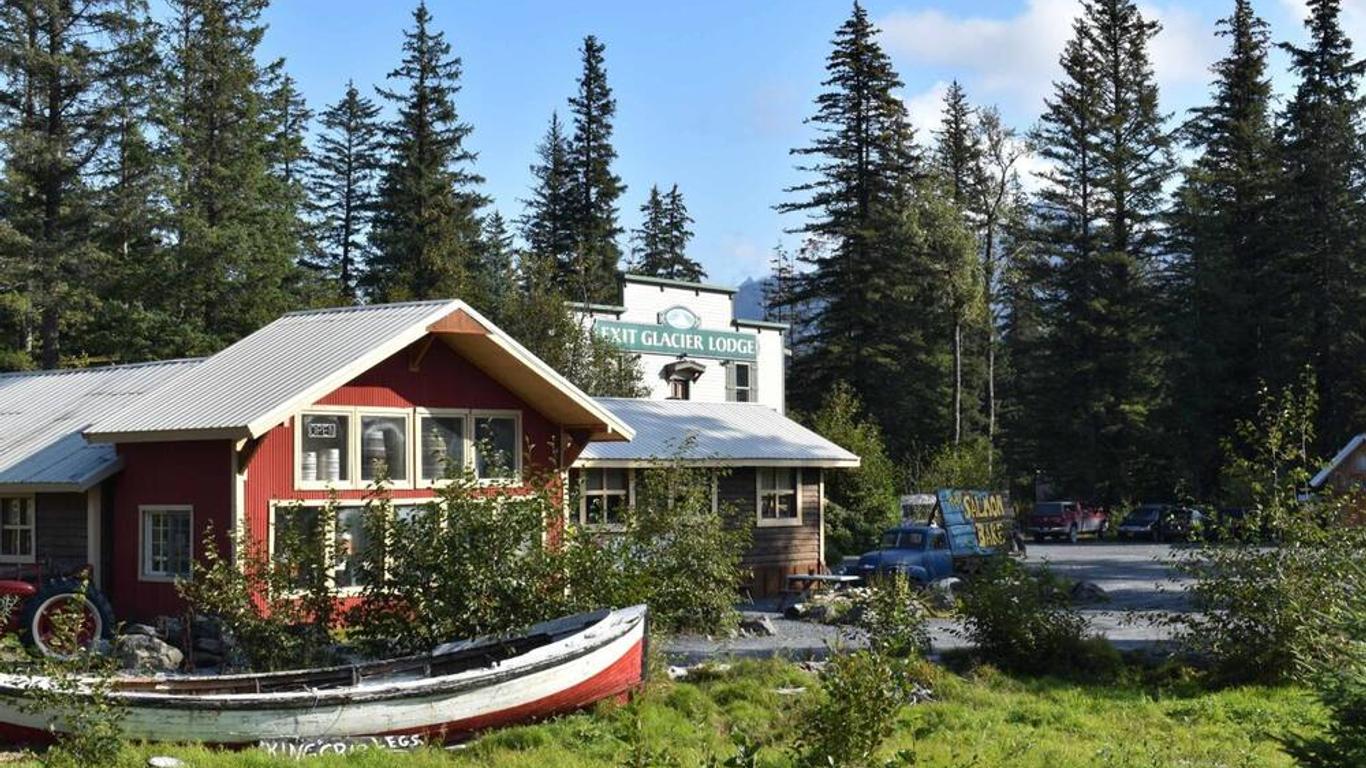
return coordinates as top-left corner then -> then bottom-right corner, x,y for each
19,659 -> 1325,768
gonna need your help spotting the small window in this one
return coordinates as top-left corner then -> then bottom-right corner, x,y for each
473,414 -> 519,481
359,412 -> 409,483
582,469 -> 629,527
669,379 -> 690,400
300,412 -> 350,484
932,532 -> 949,550
731,363 -> 753,402
0,497 -> 33,563
141,506 -> 192,581
418,414 -> 466,482
757,468 -> 799,524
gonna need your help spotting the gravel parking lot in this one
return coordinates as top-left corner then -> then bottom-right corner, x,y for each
666,542 -> 1198,662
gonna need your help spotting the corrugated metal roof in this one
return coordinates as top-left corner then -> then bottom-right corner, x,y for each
0,359 -> 199,489
86,301 -> 456,437
577,398 -> 860,467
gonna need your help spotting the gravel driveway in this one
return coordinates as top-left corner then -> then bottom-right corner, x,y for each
665,542 -> 1197,662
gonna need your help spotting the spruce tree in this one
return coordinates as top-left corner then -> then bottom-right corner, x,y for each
934,81 -> 982,207
0,0 -> 152,367
630,185 -> 668,274
631,184 -> 703,281
1027,0 -> 1173,500
566,35 -> 624,302
157,0 -> 308,354
1273,0 -> 1366,450
307,81 -> 383,302
471,211 -> 514,318
367,1 -> 487,303
519,112 -> 576,270
778,2 -> 935,458
1168,0 -> 1278,493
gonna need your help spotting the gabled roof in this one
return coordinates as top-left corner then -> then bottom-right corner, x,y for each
85,300 -> 633,444
1311,433 -> 1366,489
0,359 -> 199,491
574,398 -> 859,468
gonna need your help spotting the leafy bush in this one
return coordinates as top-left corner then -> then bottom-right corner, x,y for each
347,465 -> 567,655
956,556 -> 1110,676
857,573 -> 929,659
562,450 -> 751,634
179,505 -> 342,671
1284,560 -> 1366,767
794,650 -> 925,767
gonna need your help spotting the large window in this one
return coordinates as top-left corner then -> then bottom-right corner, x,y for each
271,503 -> 374,592
0,497 -> 33,563
418,412 -> 466,483
473,413 -> 520,481
757,468 -> 800,526
300,411 -> 350,484
581,469 -> 629,527
359,412 -> 409,483
141,506 -> 192,581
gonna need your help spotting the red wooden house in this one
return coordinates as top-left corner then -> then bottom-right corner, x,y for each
0,301 -> 631,622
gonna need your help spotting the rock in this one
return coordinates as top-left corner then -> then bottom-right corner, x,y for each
738,614 -> 778,637
114,634 -> 183,673
123,623 -> 159,638
1070,580 -> 1109,603
783,603 -> 809,620
928,577 -> 963,610
194,637 -> 224,655
191,615 -> 221,639
147,757 -> 188,768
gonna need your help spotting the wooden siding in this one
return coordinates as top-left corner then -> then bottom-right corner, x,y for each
243,339 -> 567,554
34,492 -> 87,571
109,440 -> 234,621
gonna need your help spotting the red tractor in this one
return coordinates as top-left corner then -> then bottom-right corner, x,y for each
0,563 -> 114,657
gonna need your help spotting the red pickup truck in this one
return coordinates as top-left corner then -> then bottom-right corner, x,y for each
1025,501 -> 1107,543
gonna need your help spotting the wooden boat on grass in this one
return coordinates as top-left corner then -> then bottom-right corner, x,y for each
0,605 -> 648,747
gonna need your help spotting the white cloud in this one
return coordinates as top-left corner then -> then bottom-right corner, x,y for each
878,0 -> 1218,118
904,80 -> 950,136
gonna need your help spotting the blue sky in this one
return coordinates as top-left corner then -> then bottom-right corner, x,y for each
250,0 -> 1335,285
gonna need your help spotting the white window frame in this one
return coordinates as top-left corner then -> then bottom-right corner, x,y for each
415,407 -> 471,488
728,362 -> 755,403
0,495 -> 35,565
139,505 -> 193,582
356,406 -> 414,489
295,406 -> 358,491
756,467 -> 802,528
578,468 -> 632,530
470,410 -> 523,484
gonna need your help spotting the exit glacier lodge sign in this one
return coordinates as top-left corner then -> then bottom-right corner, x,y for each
593,306 -> 757,361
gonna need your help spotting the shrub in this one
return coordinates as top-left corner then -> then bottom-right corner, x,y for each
857,573 -> 929,659
956,556 -> 1107,676
179,502 -> 343,671
1284,560 -> 1366,767
794,650 -> 925,767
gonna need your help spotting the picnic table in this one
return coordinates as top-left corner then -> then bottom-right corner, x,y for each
785,573 -> 862,593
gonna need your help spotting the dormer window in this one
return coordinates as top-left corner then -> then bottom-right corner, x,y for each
662,359 -> 705,401
670,379 -> 690,400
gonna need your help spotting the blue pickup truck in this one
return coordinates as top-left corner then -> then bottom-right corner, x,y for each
850,489 -> 1012,584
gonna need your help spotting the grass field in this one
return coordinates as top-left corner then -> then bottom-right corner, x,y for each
19,659 -> 1325,768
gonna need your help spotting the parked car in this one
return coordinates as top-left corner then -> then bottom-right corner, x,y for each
1117,504 -> 1168,540
1117,504 -> 1206,542
853,522 -> 997,584
1025,501 -> 1107,543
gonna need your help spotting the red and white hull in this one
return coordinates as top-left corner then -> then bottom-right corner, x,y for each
0,605 -> 648,746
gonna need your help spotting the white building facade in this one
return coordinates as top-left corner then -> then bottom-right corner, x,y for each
578,274 -> 787,412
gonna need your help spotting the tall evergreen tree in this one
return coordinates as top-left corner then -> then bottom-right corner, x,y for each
307,81 -> 382,301
1026,0 -> 1174,501
1168,0 -> 1278,494
0,0 -> 153,368
1272,0 -> 1366,451
157,0 -> 308,355
366,1 -> 487,302
631,184 -> 703,281
778,2 -> 938,457
519,112 -> 576,269
566,35 -> 624,302
934,81 -> 981,207
471,210 -> 514,316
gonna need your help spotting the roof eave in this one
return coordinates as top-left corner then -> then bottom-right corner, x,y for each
573,457 -> 860,469
84,426 -> 251,444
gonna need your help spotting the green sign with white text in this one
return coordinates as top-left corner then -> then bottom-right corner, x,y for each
593,319 -> 758,361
